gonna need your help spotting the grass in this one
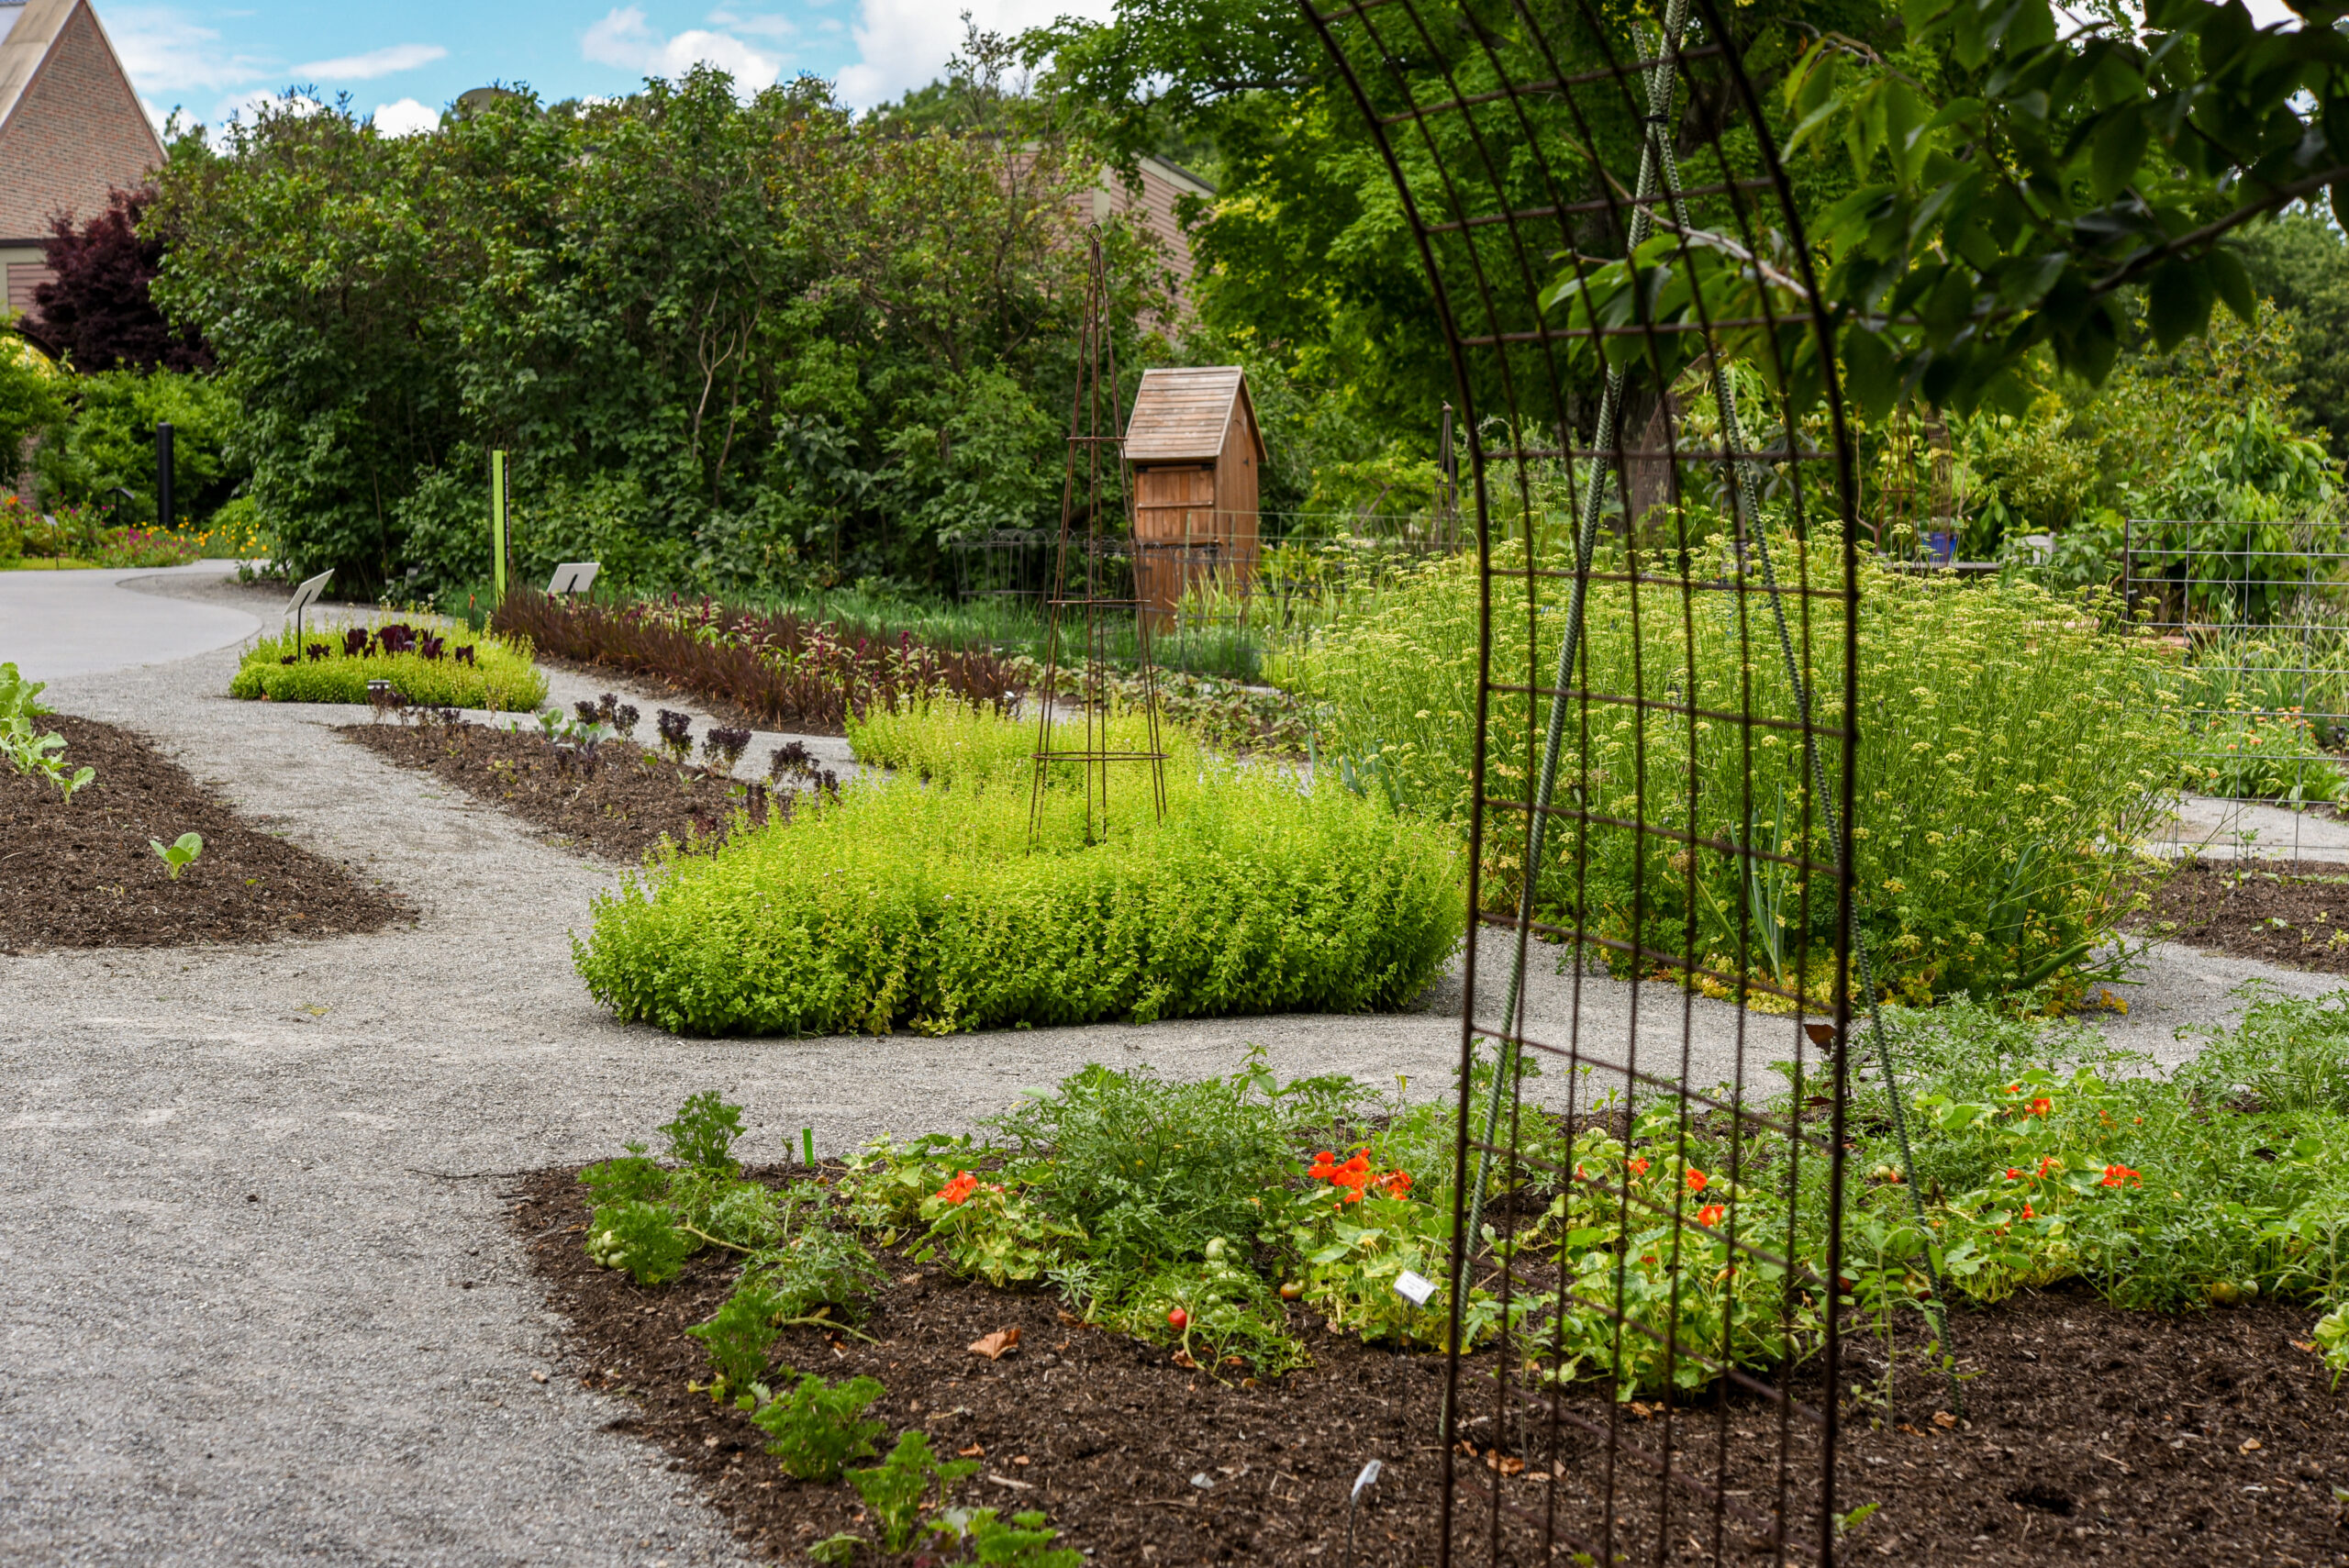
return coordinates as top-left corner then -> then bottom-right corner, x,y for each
573,704 -> 1464,1037
229,615 -> 547,710
1298,536 -> 2178,1006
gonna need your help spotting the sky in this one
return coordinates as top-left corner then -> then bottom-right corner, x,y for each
98,0 -> 2314,139
99,0 -> 1119,137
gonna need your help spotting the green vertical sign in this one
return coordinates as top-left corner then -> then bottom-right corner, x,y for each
490,450 -> 508,600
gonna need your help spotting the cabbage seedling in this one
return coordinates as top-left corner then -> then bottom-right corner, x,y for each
150,831 -> 204,880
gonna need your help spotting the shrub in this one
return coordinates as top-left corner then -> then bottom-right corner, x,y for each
1299,539 -> 2176,1004
573,711 -> 1463,1036
229,619 -> 546,709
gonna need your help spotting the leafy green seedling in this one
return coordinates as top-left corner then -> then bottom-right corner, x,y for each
750,1372 -> 885,1480
662,1091 -> 746,1173
926,1507 -> 1084,1567
584,1199 -> 690,1284
687,1279 -> 790,1392
849,1429 -> 980,1551
580,1142 -> 667,1205
150,831 -> 204,880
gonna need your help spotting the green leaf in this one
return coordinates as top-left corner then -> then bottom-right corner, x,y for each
2207,246 -> 2255,326
1840,323 -> 1901,420
2087,109 -> 2149,202
2145,257 -> 2214,351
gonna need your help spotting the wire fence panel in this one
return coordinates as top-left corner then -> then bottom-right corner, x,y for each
1297,0 -> 1865,1561
2123,517 -> 2349,861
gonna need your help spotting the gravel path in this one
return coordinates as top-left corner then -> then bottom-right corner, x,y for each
5,569 -> 2343,1564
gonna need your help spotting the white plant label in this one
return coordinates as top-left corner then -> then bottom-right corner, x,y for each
1394,1269 -> 1437,1306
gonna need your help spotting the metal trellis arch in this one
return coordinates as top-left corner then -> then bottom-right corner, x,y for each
1299,0 -> 1873,1561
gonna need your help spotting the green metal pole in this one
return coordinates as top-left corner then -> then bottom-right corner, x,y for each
490,450 -> 508,601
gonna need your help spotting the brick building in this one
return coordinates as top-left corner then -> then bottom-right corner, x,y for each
0,0 -> 162,318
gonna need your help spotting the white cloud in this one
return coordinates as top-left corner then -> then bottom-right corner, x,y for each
295,43 -> 450,82
707,7 -> 800,41
583,7 -> 782,92
373,97 -> 442,137
834,0 -> 1110,107
107,6 -> 271,93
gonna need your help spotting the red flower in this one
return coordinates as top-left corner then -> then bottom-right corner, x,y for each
2021,1202 -> 2036,1220
2004,1168 -> 2022,1182
937,1172 -> 979,1206
1686,1168 -> 1709,1194
1696,1204 -> 1727,1229
2026,1097 -> 2053,1118
1626,1158 -> 1651,1176
2099,1163 -> 2143,1188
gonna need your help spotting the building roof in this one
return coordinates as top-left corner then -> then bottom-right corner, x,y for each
1124,366 -> 1265,463
0,0 -> 164,242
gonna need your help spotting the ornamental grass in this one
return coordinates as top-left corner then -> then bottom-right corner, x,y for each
574,708 -> 1463,1037
1299,535 -> 2178,1005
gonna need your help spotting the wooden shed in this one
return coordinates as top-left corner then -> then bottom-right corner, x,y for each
1124,366 -> 1265,624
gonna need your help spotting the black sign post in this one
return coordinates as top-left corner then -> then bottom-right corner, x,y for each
155,422 -> 174,532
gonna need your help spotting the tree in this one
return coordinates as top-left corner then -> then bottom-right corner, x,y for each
148,72 -> 1164,595
2237,206 -> 2349,457
30,186 -> 212,373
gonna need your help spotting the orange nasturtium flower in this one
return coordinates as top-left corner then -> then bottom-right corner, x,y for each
1626,1157 -> 1651,1176
937,1171 -> 980,1206
1695,1203 -> 1728,1229
1686,1168 -> 1709,1194
2099,1163 -> 2143,1188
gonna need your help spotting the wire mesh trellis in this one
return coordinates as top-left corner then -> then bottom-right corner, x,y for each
1030,228 -> 1169,844
1299,0 -> 1876,1561
2123,517 -> 2349,863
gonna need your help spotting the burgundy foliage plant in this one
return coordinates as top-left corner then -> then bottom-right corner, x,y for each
31,187 -> 213,373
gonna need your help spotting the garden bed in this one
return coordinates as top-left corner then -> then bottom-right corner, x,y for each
1,714 -> 406,950
340,717 -> 802,862
513,1162 -> 2349,1566
494,593 -> 1016,735
2130,857 -> 2349,973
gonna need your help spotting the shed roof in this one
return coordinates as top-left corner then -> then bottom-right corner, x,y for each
1124,366 -> 1265,463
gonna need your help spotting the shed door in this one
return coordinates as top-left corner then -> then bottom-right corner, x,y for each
1131,464 -> 1216,624
1133,465 -> 1216,543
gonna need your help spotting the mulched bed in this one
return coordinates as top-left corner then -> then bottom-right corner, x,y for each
537,654 -> 790,737
0,714 -> 406,951
514,1164 -> 2349,1565
2129,856 -> 2349,974
340,717 -> 806,862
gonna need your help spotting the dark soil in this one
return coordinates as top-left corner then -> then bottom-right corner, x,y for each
340,717 -> 805,862
2129,857 -> 2349,975
515,1165 -> 2349,1566
0,714 -> 406,951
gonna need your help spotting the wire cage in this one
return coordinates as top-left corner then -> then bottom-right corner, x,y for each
2123,517 -> 2349,861
1300,0 -> 1873,1561
1030,229 -> 1170,843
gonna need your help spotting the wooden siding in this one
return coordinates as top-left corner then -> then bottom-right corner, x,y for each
1126,366 -> 1264,621
6,257 -> 49,315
